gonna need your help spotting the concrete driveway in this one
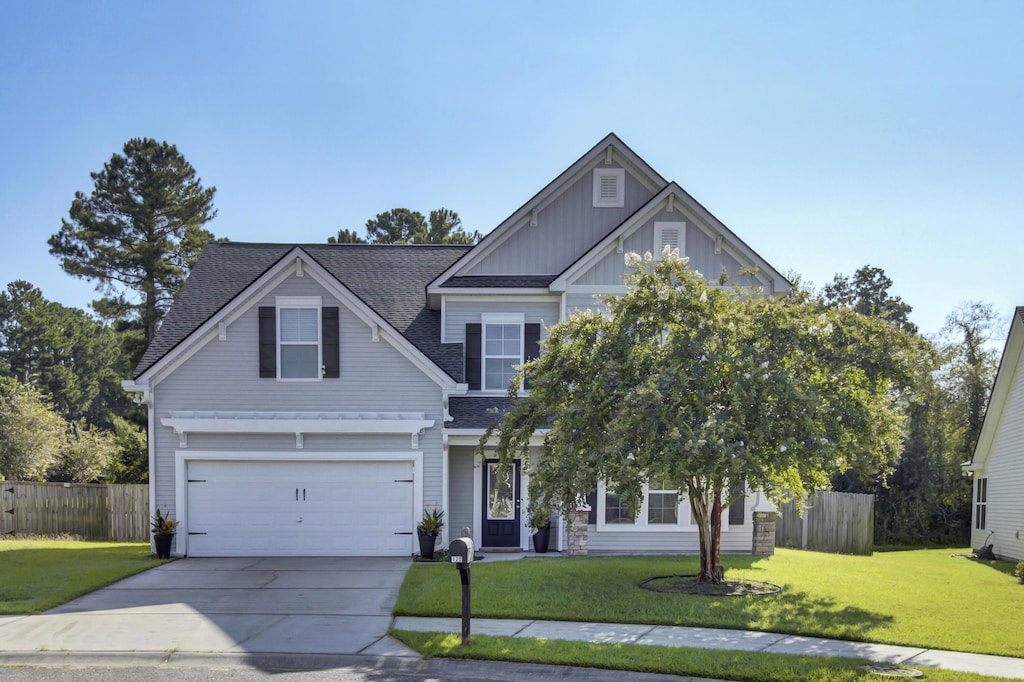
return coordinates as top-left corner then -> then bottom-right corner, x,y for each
0,557 -> 417,664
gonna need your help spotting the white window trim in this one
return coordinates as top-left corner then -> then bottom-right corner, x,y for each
596,480 -> 696,532
276,295 -> 323,382
653,222 -> 686,261
480,313 -> 525,393
975,476 -> 988,530
593,168 -> 625,208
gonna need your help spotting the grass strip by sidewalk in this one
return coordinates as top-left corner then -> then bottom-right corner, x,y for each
391,630 -> 1016,682
0,538 -> 167,614
395,548 -> 1023,657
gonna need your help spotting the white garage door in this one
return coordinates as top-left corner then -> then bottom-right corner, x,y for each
185,459 -> 415,557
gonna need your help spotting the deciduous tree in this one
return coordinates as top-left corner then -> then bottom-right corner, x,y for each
0,378 -> 67,481
483,251 -> 913,582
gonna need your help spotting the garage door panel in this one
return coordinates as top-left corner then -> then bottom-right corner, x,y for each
186,459 -> 415,557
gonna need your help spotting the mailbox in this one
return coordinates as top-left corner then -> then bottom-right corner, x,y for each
449,537 -> 474,566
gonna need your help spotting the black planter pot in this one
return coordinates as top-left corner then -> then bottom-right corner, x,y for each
418,532 -> 438,559
154,534 -> 174,559
532,526 -> 551,553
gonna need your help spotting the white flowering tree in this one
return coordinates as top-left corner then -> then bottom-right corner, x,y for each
482,251 -> 915,583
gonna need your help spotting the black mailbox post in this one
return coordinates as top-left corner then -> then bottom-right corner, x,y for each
449,534 -> 474,645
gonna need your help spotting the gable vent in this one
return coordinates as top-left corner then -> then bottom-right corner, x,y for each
654,222 -> 685,260
593,168 -> 625,208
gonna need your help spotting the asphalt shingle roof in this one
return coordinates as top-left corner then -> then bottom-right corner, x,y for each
447,396 -> 517,430
133,242 -> 471,381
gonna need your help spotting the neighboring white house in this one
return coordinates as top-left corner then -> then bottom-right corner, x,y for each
122,133 -> 791,558
963,307 -> 1024,562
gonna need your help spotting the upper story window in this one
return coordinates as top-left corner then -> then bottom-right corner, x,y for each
593,168 -> 625,208
258,296 -> 341,382
279,304 -> 320,379
465,317 -> 541,392
482,314 -> 524,391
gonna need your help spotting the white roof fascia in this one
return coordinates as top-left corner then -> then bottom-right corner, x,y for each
137,247 -> 459,390
446,430 -> 549,447
550,184 -> 790,295
427,133 -> 666,295
967,310 -> 1024,469
436,288 -> 552,298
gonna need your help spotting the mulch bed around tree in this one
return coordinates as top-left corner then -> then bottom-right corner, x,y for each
639,574 -> 783,596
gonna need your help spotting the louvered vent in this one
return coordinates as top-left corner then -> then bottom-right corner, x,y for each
654,222 -> 685,260
593,168 -> 625,207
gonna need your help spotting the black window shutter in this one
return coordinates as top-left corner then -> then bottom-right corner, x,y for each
524,323 -> 541,389
586,489 -> 598,525
466,323 -> 481,390
728,482 -> 745,526
322,307 -> 340,378
258,306 -> 276,378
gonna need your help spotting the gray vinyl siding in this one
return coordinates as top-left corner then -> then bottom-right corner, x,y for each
444,299 -> 561,345
565,292 -> 613,316
466,164 -> 655,276
587,526 -> 752,553
448,446 -> 477,541
971,344 -> 1024,561
150,273 -> 445,522
570,207 -> 759,289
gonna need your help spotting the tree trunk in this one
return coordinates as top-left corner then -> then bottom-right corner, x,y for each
689,483 -> 725,584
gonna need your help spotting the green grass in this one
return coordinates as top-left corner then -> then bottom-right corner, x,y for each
0,538 -> 167,614
391,630 -> 1016,682
394,548 -> 1024,657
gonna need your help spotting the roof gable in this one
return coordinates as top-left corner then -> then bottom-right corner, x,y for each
968,307 -> 1024,470
427,133 -> 666,301
132,242 -> 470,384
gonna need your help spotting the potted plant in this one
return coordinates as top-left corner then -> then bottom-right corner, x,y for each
528,505 -> 552,554
416,507 -> 444,560
151,508 -> 179,559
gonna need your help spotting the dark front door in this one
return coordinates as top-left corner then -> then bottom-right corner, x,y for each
481,459 -> 520,547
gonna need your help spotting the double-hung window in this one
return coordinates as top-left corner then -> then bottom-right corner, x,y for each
277,296 -> 321,380
646,479 -> 680,525
975,477 -> 987,530
482,314 -> 523,391
597,480 -> 691,530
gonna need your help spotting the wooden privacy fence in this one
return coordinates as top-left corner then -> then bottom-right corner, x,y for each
0,482 -> 149,541
775,491 -> 874,555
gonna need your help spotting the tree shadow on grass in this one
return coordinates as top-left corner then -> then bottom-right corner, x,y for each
701,554 -> 895,642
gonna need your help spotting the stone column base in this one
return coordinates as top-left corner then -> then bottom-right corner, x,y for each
753,511 -> 777,556
568,510 -> 589,556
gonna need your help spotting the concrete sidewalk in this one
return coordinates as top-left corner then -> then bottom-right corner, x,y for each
393,616 -> 1024,679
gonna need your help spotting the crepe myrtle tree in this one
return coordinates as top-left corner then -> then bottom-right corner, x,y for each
481,250 -> 915,583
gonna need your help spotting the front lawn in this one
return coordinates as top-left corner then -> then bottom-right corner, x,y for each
0,538 -> 164,614
395,548 -> 1024,657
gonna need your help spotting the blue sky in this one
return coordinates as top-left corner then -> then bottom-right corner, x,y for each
1,1 -> 1021,339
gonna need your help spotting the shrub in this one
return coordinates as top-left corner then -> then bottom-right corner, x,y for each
1015,560 -> 1024,585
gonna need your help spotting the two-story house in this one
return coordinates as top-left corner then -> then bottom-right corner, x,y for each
122,133 -> 790,557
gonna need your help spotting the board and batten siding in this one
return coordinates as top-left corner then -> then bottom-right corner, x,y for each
972,343 -> 1024,561
443,298 -> 560,345
466,163 -> 655,276
570,208 -> 759,290
150,274 -> 446,522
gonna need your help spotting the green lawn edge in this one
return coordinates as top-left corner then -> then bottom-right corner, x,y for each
0,540 -> 170,614
390,630 -> 1017,682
